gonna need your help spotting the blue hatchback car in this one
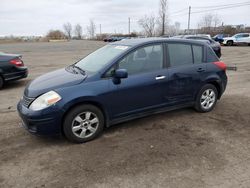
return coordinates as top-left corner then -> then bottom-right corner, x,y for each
17,38 -> 227,143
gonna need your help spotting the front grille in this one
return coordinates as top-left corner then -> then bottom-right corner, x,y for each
22,95 -> 35,108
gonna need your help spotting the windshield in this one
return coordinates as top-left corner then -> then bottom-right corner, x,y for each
75,45 -> 130,74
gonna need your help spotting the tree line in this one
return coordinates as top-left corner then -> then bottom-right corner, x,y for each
46,19 -> 96,40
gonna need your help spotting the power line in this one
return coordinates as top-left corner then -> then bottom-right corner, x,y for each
192,1 -> 250,9
169,2 -> 250,17
170,8 -> 188,15
192,3 -> 250,14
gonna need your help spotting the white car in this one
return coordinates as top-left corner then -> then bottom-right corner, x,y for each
223,33 -> 250,46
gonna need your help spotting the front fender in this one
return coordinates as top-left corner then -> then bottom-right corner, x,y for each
55,80 -> 111,126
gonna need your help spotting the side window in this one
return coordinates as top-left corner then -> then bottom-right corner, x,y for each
118,44 -> 163,75
235,34 -> 243,38
207,47 -> 219,63
193,45 -> 203,64
168,43 -> 193,67
242,34 -> 249,37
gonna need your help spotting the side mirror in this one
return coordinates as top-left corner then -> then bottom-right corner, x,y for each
114,69 -> 128,79
112,69 -> 128,84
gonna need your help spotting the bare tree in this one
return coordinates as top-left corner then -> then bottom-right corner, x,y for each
213,14 -> 221,28
138,14 -> 156,37
158,0 -> 168,36
86,20 -> 96,39
198,13 -> 222,34
74,24 -> 83,39
63,22 -> 72,39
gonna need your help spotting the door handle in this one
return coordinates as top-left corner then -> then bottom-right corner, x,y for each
197,68 -> 205,73
155,75 -> 166,80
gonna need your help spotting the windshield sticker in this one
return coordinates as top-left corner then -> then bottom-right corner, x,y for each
115,46 -> 129,50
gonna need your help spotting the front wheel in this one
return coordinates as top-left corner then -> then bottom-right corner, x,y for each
226,40 -> 233,46
63,105 -> 104,143
195,84 -> 218,113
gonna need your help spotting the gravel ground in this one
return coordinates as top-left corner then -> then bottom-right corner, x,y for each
0,40 -> 250,188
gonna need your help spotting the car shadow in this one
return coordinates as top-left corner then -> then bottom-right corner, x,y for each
104,107 -> 195,135
2,79 -> 31,90
21,107 -> 195,145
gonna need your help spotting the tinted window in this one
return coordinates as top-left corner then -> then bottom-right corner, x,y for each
207,47 -> 219,63
118,44 -> 163,75
193,45 -> 203,64
168,43 -> 193,67
242,34 -> 249,37
235,34 -> 243,38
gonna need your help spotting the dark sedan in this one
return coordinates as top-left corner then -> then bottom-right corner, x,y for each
172,35 -> 222,58
0,52 -> 28,89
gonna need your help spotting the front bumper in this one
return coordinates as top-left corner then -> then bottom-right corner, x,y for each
17,101 -> 63,136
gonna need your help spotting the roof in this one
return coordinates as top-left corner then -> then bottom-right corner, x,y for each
112,37 -> 208,47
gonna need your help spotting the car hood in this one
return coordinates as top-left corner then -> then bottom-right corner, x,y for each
24,68 -> 87,97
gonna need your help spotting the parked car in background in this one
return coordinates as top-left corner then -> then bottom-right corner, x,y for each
222,33 -> 250,46
103,36 -> 125,42
18,38 -> 227,143
213,34 -> 230,44
0,52 -> 28,89
172,35 -> 221,58
196,34 -> 212,39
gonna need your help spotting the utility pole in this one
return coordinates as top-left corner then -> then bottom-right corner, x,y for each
128,17 -> 131,35
187,6 -> 191,34
100,24 -> 102,35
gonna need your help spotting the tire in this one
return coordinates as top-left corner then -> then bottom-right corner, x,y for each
195,84 -> 218,113
226,40 -> 233,46
0,76 -> 4,89
63,105 -> 104,143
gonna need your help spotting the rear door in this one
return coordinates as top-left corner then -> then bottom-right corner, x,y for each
163,42 -> 206,105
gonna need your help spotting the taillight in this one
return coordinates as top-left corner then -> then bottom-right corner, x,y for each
213,61 -> 227,71
10,59 -> 24,67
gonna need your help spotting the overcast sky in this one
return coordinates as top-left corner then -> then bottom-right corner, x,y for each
1,0 -> 250,36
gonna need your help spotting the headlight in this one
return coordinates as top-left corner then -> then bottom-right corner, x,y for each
29,91 -> 61,111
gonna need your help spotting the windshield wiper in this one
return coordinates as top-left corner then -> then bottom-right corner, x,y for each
73,65 -> 86,75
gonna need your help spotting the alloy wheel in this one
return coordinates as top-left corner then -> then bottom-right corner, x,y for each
71,111 -> 99,139
200,89 -> 216,110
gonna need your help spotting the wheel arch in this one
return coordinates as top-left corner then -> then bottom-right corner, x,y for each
61,99 -> 109,135
195,79 -> 222,101
206,81 -> 221,99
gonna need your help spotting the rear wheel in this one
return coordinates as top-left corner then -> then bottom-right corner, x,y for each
0,76 -> 4,89
195,84 -> 218,113
63,105 -> 104,143
226,40 -> 233,46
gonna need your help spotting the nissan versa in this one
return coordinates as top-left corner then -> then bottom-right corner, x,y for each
17,38 -> 227,143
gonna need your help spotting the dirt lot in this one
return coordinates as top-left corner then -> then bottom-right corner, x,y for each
0,40 -> 250,188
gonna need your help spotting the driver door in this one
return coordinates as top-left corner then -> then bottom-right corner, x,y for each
107,44 -> 168,119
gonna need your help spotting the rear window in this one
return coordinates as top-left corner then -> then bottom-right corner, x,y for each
168,43 -> 193,67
